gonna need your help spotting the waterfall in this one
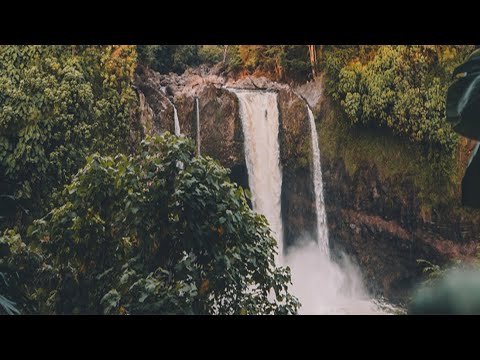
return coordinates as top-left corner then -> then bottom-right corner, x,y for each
173,106 -> 181,136
284,104 -> 390,314
196,97 -> 201,155
308,106 -> 330,257
232,90 -> 284,261
230,87 -> 392,314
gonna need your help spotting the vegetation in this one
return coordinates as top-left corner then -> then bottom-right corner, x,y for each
137,45 -> 201,74
2,44 -> 479,315
322,45 -> 475,155
0,45 -> 137,230
317,102 -> 466,213
137,45 -> 312,82
409,250 -> 480,314
317,45 -> 480,214
1,134 -> 299,315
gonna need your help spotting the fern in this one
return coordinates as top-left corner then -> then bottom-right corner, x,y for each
0,294 -> 20,315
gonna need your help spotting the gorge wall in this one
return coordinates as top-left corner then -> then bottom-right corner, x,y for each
134,65 -> 317,250
133,65 -> 480,305
316,96 -> 480,304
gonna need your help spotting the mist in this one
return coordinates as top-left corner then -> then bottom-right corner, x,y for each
284,238 -> 388,315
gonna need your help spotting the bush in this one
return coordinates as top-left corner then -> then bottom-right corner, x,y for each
235,45 -> 311,81
0,229 -> 51,314
336,47 -> 457,151
198,45 -> 224,64
27,133 -> 299,315
0,45 -> 137,230
137,45 -> 200,74
324,45 -> 475,155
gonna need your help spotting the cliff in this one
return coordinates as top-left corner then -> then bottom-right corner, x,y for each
133,65 -> 317,248
132,65 -> 480,305
317,96 -> 480,304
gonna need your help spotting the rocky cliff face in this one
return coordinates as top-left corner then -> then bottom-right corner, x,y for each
132,65 -> 480,306
133,65 -> 317,249
317,97 -> 480,304
134,66 -> 175,135
278,89 -> 316,248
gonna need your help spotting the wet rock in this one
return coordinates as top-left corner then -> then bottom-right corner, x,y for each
278,88 -> 317,249
134,64 -> 318,255
320,122 -> 480,305
133,66 -> 175,134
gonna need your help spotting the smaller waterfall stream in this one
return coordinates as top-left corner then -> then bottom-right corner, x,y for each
174,106 -> 181,136
285,103 -> 390,314
308,106 -> 329,257
196,98 -> 201,155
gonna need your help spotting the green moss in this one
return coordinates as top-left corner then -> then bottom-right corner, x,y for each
318,103 -> 464,210
296,137 -> 311,169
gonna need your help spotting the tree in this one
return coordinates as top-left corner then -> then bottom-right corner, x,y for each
308,45 -> 317,78
28,133 -> 299,315
137,45 -> 201,74
328,45 -> 476,153
0,45 -> 137,230
236,45 -> 310,81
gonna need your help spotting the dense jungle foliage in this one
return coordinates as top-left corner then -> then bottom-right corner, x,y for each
0,45 -> 137,229
138,45 -> 311,81
1,44 -> 477,315
1,134 -> 299,314
322,45 -> 476,155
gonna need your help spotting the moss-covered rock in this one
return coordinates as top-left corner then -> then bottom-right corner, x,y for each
133,65 -> 175,135
278,88 -> 317,249
319,95 -> 480,304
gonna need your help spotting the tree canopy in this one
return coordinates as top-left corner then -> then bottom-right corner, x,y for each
0,45 -> 137,229
1,134 -> 299,315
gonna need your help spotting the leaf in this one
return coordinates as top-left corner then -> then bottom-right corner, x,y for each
0,295 -> 20,315
138,292 -> 148,303
96,267 -> 114,280
100,290 -> 121,315
446,51 -> 480,140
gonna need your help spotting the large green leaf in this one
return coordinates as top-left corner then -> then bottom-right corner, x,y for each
446,49 -> 480,140
409,268 -> 480,314
462,143 -> 480,209
0,294 -> 20,315
446,49 -> 480,209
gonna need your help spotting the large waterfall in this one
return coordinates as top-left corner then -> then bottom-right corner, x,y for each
232,88 -> 389,314
233,90 -> 284,261
308,106 -> 330,257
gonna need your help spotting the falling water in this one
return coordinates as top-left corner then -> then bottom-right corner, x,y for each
307,106 -> 330,257
231,88 -> 392,314
173,106 -> 181,136
196,97 -> 201,155
232,89 -> 284,261
285,104 -> 391,314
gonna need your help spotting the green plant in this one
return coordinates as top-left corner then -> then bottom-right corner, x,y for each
198,45 -> 224,65
0,45 -> 137,230
29,133 -> 299,314
323,46 -> 475,155
137,45 -> 201,74
0,229 -> 51,314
